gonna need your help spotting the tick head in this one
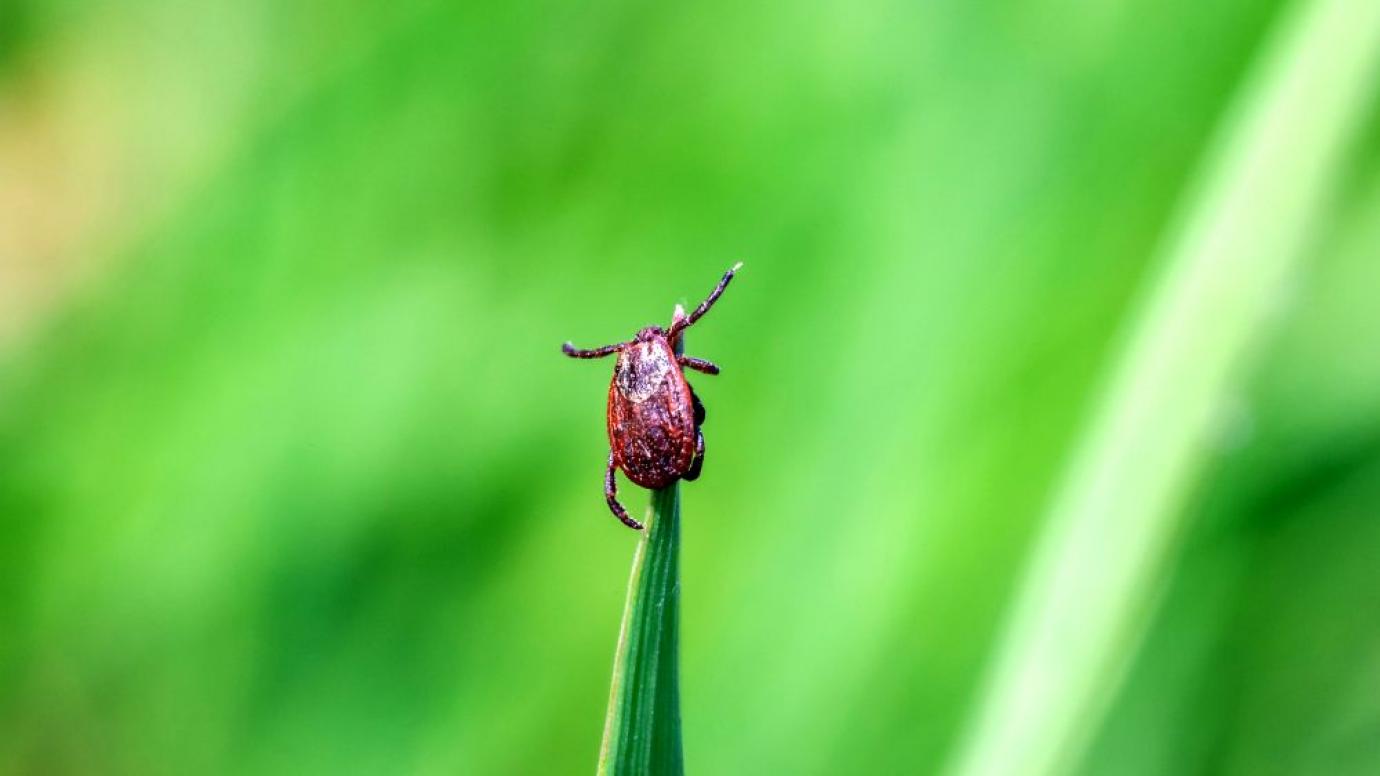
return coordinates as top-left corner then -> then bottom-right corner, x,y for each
634,325 -> 664,342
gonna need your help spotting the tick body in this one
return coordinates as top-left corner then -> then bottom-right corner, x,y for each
563,263 -> 741,530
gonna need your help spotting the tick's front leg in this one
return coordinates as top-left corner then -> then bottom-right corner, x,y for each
564,342 -> 623,359
679,355 -> 719,375
605,451 -> 644,530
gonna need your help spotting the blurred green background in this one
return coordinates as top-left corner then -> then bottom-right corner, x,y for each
2,0 -> 1380,774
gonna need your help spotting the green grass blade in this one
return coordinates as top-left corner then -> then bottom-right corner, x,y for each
597,483 -> 684,776
597,313 -> 687,776
945,2 -> 1380,775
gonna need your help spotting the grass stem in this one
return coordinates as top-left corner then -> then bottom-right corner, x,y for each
597,309 -> 688,776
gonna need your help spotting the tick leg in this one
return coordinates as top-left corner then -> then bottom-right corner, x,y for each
684,430 -> 705,481
679,355 -> 720,375
690,386 -> 706,425
563,341 -> 623,359
668,262 -> 742,337
605,451 -> 644,530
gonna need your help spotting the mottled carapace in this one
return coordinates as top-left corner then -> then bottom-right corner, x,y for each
562,263 -> 741,530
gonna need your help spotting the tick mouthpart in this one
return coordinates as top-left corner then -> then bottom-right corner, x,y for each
635,325 -> 664,342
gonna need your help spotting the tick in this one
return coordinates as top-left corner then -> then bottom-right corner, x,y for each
562,263 -> 742,530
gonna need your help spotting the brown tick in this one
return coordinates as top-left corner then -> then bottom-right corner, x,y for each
562,263 -> 742,530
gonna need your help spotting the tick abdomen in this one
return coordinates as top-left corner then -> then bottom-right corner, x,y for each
608,337 -> 696,489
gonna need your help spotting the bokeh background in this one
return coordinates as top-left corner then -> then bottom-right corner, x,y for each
3,0 -> 1380,774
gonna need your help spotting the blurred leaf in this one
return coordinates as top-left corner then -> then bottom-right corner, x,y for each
945,1 -> 1380,774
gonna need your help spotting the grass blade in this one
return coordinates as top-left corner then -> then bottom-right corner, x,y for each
944,2 -> 1380,775
597,312 -> 687,776
598,485 -> 683,776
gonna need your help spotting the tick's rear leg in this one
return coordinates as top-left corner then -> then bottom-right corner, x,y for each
690,387 -> 706,425
684,430 -> 705,481
679,355 -> 719,375
563,342 -> 623,359
605,451 -> 644,530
